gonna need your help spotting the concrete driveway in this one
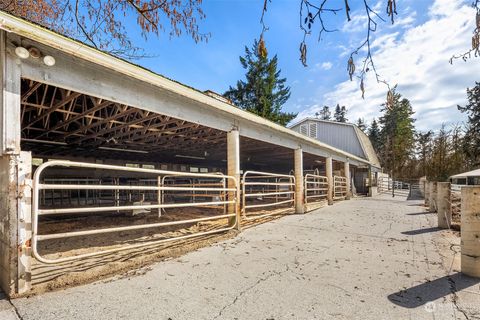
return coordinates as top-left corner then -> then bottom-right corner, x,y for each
4,195 -> 480,319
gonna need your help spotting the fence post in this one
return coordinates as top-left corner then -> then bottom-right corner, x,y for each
294,148 -> 304,214
326,157 -> 333,205
436,182 -> 451,229
461,186 -> 480,278
424,181 -> 430,207
227,130 -> 241,230
429,182 -> 437,212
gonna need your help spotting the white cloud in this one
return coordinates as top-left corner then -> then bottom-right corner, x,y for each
294,0 -> 478,131
320,62 -> 333,70
312,61 -> 333,71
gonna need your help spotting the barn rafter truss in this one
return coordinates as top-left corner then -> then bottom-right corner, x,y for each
20,79 -> 228,160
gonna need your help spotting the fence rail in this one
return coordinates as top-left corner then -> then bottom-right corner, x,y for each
378,177 -> 411,196
32,160 -> 239,264
304,174 -> 328,206
333,176 -> 347,200
241,171 -> 295,220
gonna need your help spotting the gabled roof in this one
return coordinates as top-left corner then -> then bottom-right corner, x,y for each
289,117 -> 381,168
450,169 -> 480,179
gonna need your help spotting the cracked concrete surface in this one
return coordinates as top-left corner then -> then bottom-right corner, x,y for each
6,195 -> 480,319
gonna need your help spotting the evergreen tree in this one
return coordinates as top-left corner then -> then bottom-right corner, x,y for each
430,125 -> 450,181
224,39 -> 295,126
334,104 -> 348,122
356,118 -> 367,131
416,130 -> 434,178
378,87 -> 416,178
449,124 -> 468,175
316,106 -> 331,120
368,118 -> 381,153
458,82 -> 480,167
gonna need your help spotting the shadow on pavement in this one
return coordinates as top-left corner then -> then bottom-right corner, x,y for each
406,212 -> 432,216
401,227 -> 442,236
388,273 -> 480,308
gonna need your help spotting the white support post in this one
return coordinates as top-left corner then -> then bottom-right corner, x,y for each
367,166 -> 373,197
461,186 -> 480,278
0,31 -> 28,297
344,161 -> 351,200
294,148 -> 304,214
227,130 -> 241,230
17,152 -> 32,294
436,182 -> 451,229
326,157 -> 333,205
0,31 -> 21,155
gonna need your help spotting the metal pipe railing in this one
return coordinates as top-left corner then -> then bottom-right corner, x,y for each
304,173 -> 328,205
32,160 -> 239,264
241,171 -> 295,220
333,175 -> 347,200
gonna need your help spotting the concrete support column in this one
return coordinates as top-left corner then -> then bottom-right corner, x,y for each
326,157 -> 333,205
227,130 -> 241,230
344,161 -> 351,200
0,152 -> 32,296
424,181 -> 430,207
0,31 -> 30,297
436,182 -> 451,229
461,186 -> 480,278
367,166 -> 373,197
429,182 -> 437,212
294,148 -> 304,214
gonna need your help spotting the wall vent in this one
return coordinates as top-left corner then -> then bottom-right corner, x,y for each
309,123 -> 317,138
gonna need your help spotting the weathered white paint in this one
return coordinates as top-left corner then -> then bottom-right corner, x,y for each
227,130 -> 241,230
344,161 -> 351,200
326,157 -> 333,205
17,151 -> 31,293
0,151 -> 31,296
0,31 -> 21,155
294,148 -> 304,214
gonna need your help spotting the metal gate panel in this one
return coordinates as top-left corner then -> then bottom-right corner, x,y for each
333,176 -> 347,200
304,173 -> 328,207
241,171 -> 295,220
32,160 -> 239,264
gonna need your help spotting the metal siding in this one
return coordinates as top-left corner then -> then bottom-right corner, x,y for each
291,120 -> 366,159
316,122 -> 366,159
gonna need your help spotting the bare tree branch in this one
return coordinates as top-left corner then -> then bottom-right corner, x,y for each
450,0 -> 480,64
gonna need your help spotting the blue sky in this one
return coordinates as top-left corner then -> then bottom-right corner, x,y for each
126,0 -> 479,131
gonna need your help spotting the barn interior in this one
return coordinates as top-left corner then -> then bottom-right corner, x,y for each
20,78 -> 333,264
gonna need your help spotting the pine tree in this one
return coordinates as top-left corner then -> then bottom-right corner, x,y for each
430,125 -> 450,181
224,39 -> 295,126
416,130 -> 434,178
458,82 -> 480,167
316,106 -> 331,120
334,104 -> 348,122
356,118 -> 367,131
378,87 -> 416,178
368,118 -> 381,153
